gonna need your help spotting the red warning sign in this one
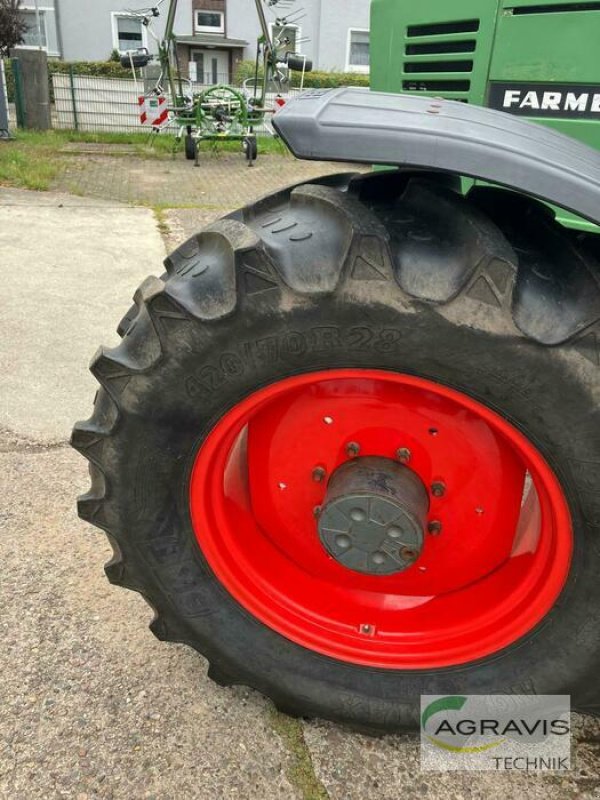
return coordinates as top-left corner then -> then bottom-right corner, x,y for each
139,95 -> 169,128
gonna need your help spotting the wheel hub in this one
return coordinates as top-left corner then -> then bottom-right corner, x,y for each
317,457 -> 429,576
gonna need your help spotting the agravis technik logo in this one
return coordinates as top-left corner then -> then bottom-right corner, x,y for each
420,695 -> 571,772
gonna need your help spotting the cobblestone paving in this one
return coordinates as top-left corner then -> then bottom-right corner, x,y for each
53,151 -> 367,210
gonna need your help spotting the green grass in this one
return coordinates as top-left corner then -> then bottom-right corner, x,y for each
195,135 -> 288,156
269,710 -> 329,800
152,206 -> 171,237
0,133 -> 65,190
0,129 -> 290,191
0,131 -> 107,190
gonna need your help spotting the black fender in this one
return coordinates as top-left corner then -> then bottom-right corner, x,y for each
272,88 -> 600,227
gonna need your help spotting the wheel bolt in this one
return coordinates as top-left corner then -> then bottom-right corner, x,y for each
312,466 -> 326,483
396,447 -> 411,464
428,520 -> 442,536
431,481 -> 446,498
346,441 -> 361,457
400,546 -> 418,562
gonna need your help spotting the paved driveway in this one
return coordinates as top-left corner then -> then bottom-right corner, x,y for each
1,166 -> 599,799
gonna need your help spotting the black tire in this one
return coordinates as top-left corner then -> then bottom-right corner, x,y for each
185,134 -> 197,161
244,135 -> 258,164
72,171 -> 600,733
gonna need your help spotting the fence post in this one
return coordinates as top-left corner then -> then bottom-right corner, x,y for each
0,59 -> 10,137
11,58 -> 26,128
9,49 -> 50,129
69,66 -> 79,131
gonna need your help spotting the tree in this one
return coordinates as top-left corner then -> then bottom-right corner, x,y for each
0,0 -> 27,57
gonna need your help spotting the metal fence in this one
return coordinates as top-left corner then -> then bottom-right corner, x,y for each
53,73 -> 140,132
51,71 -> 300,135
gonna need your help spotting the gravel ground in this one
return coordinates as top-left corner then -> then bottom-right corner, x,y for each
1,167 -> 600,799
0,447 -> 301,800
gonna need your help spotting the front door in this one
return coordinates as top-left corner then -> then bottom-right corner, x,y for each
189,49 -> 229,85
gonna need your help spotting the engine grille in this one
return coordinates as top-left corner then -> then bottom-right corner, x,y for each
402,19 -> 480,101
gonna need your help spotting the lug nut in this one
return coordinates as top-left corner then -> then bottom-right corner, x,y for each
396,447 -> 411,464
431,481 -> 446,498
346,441 -> 361,457
312,466 -> 326,483
428,520 -> 442,536
400,546 -> 418,562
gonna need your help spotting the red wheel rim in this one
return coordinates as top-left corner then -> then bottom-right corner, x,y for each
190,370 -> 572,669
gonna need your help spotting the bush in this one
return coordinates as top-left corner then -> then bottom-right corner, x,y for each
234,59 -> 370,90
48,59 -> 133,79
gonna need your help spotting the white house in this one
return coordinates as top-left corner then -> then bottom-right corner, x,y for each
18,0 -> 371,83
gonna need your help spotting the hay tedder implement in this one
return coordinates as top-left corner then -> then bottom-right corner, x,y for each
125,0 -> 312,164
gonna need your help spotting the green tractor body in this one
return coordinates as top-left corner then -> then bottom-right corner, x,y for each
371,0 -> 600,231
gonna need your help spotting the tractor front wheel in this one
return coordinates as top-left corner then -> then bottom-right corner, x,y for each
73,171 -> 600,732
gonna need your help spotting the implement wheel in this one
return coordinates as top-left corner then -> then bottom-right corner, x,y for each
243,134 -> 258,166
73,171 -> 600,732
184,132 -> 197,161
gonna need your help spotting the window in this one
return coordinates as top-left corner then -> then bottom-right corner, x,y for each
19,10 -> 47,48
347,29 -> 370,72
113,14 -> 145,53
271,24 -> 299,59
195,10 -> 225,33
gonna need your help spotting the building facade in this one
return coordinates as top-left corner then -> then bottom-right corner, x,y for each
228,0 -> 370,73
18,0 -> 370,82
174,0 -> 247,85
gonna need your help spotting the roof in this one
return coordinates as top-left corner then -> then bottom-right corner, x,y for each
175,34 -> 248,49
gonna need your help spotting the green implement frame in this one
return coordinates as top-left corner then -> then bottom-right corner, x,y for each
147,0 -> 297,163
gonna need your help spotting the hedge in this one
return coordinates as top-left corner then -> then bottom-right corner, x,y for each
1,56 -> 369,104
47,60 -> 133,79
234,59 -> 370,89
